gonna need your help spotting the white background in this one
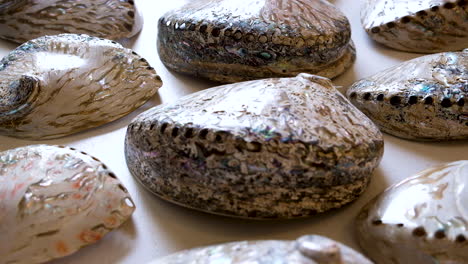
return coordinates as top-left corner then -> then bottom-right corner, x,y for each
0,0 -> 467,263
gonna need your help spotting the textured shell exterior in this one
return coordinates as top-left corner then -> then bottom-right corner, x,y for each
362,0 -> 468,53
0,34 -> 162,140
0,144 -> 135,264
125,73 -> 384,219
157,0 -> 355,83
154,235 -> 373,264
347,50 -> 468,141
0,0 -> 142,43
356,161 -> 468,264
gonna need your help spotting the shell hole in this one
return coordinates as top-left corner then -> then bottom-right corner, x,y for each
371,27 -> 381,33
376,94 -> 384,101
80,151 -> 88,155
401,16 -> 411,23
146,66 -> 154,70
92,156 -> 100,162
397,223 -> 404,227
139,58 -> 146,62
416,10 -> 428,16
160,123 -> 168,133
211,28 -> 221,37
124,197 -> 135,208
458,0 -> 467,6
128,0 -> 134,5
424,97 -> 434,105
199,129 -> 209,139
441,98 -> 452,107
127,11 -> 135,18
408,96 -> 418,105
102,164 -> 108,170
431,6 -> 439,11
149,123 -> 155,130
199,25 -> 208,33
434,230 -> 446,239
70,147 -> 76,150
184,128 -> 194,138
457,234 -> 467,242
108,172 -> 117,179
458,98 -> 465,106
444,2 -> 455,8
118,184 -> 128,193
171,127 -> 179,137
215,134 -> 223,143
386,22 -> 396,28
412,227 -> 427,237
390,96 -> 401,106
363,93 -> 372,100
372,219 -> 383,225
349,92 -> 357,98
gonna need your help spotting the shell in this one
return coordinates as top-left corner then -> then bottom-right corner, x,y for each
362,0 -> 468,53
153,235 -> 373,264
0,0 -> 142,43
157,0 -> 355,83
125,73 -> 384,219
356,161 -> 468,264
0,33 -> 162,140
346,50 -> 468,141
0,144 -> 135,264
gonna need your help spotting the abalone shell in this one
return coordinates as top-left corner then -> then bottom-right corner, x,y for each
153,235 -> 373,264
362,0 -> 468,53
157,0 -> 355,83
125,73 -> 384,219
0,144 -> 135,264
0,0 -> 142,43
347,50 -> 468,141
0,33 -> 162,140
356,161 -> 468,264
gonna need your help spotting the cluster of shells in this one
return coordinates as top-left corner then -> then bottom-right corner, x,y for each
0,0 -> 468,263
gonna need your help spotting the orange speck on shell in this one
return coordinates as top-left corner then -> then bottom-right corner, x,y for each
56,241 -> 69,255
105,216 -> 118,227
79,230 -> 103,243
72,181 -> 81,189
72,193 -> 83,199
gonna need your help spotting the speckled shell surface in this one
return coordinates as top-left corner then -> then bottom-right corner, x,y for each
157,0 -> 355,83
356,161 -> 468,264
154,235 -> 373,264
0,145 -> 135,264
0,33 -> 162,140
362,0 -> 468,53
347,50 -> 468,141
0,0 -> 142,43
125,73 -> 384,219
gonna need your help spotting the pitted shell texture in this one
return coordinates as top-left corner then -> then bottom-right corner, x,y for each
157,0 -> 356,83
0,144 -> 135,264
0,33 -> 162,140
362,0 -> 468,53
125,73 -> 384,219
347,50 -> 468,141
153,235 -> 373,264
356,161 -> 468,264
0,0 -> 142,43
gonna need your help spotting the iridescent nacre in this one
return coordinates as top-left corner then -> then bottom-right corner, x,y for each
157,0 -> 355,83
0,0 -> 142,43
362,0 -> 468,53
347,50 -> 468,141
356,161 -> 468,264
153,235 -> 372,264
125,73 -> 384,219
0,144 -> 135,264
0,33 -> 162,140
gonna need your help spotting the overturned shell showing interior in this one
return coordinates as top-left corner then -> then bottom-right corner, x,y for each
0,0 -> 142,43
153,235 -> 373,264
157,0 -> 355,83
0,33 -> 162,140
0,144 -> 135,264
125,73 -> 384,219
356,161 -> 468,264
347,50 -> 468,141
362,0 -> 468,53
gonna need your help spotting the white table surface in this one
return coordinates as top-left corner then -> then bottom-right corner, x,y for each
1,0 -> 467,263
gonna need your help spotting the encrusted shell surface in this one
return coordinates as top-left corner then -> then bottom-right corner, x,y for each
362,0 -> 468,53
125,73 -> 384,219
0,144 -> 135,264
356,161 -> 468,264
157,0 -> 355,83
0,33 -> 162,140
153,235 -> 373,264
0,0 -> 142,43
347,50 -> 468,141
